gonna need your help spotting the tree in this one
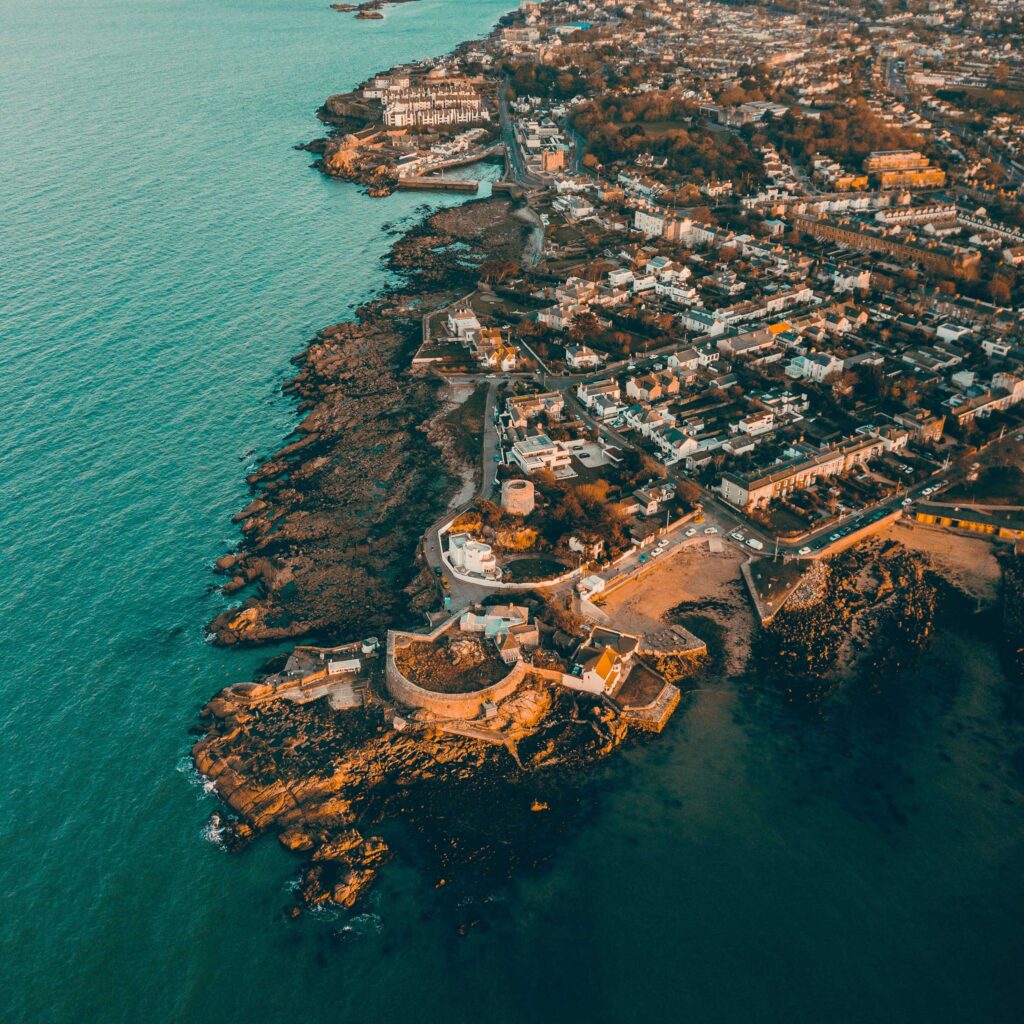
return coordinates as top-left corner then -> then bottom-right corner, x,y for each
677,480 -> 703,508
567,311 -> 600,342
989,275 -> 1012,306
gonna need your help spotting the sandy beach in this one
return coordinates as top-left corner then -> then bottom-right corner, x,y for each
888,520 -> 1003,606
597,540 -> 753,675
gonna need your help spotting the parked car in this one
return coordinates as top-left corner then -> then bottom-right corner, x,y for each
704,526 -> 718,535
829,533 -> 841,542
922,486 -> 934,495
902,497 -> 913,507
798,546 -> 812,555
729,530 -> 745,541
684,527 -> 697,538
746,538 -> 764,551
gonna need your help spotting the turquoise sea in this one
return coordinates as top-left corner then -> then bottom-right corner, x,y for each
2,2 -> 1023,1022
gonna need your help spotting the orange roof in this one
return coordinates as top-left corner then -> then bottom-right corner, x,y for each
768,321 -> 791,336
593,647 -> 619,682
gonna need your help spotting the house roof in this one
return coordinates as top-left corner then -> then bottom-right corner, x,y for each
590,628 -> 639,657
589,647 -> 619,683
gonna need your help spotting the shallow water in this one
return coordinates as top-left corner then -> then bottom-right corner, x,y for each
3,3 -> 1023,1022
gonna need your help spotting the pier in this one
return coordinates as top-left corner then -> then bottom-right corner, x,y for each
396,176 -> 479,193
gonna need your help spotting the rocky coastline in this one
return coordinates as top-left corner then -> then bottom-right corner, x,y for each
192,8 -> 611,924
190,1 -> 1023,928
192,679 -> 628,918
207,197 -> 528,647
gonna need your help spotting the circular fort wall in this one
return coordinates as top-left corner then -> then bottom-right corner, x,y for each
385,638 -> 524,719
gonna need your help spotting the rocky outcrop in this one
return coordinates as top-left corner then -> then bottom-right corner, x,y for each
193,678 -> 630,912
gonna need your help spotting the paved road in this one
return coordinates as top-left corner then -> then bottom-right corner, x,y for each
498,84 -> 546,189
480,380 -> 500,501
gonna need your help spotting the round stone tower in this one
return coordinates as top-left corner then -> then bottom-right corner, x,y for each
501,478 -> 535,516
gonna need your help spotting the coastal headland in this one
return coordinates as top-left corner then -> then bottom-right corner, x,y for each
193,0 -> 1024,922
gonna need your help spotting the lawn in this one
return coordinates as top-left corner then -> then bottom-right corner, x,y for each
501,557 -> 570,582
766,505 -> 809,536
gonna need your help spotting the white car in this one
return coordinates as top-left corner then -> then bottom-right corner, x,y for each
684,527 -> 697,538
649,547 -> 663,558
922,486 -> 934,496
729,530 -> 745,541
798,546 -> 812,556
746,538 -> 764,551
902,497 -> 913,507
704,526 -> 718,535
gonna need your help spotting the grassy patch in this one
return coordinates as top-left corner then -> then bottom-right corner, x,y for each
945,465 -> 1024,505
442,383 -> 488,466
501,557 -> 570,582
766,505 -> 810,535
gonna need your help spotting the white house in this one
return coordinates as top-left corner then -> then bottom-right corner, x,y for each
448,533 -> 498,578
737,411 -> 776,436
678,308 -> 727,336
565,344 -> 605,370
460,604 -> 529,635
448,308 -> 481,339
667,348 -> 700,371
785,352 -> 843,383
577,379 -> 622,410
580,647 -> 624,694
634,208 -> 666,238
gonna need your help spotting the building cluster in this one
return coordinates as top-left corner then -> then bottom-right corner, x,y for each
364,69 -> 490,129
411,0 -> 1024,542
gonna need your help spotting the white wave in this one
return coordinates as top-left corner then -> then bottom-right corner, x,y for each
202,815 -> 228,850
176,755 -> 217,797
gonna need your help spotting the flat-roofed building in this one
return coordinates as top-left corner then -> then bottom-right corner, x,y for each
509,433 -> 572,474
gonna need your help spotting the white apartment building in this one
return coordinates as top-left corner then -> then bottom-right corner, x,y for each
509,433 -> 573,474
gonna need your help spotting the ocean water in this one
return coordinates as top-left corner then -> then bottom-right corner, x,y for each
2,3 -> 1023,1023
